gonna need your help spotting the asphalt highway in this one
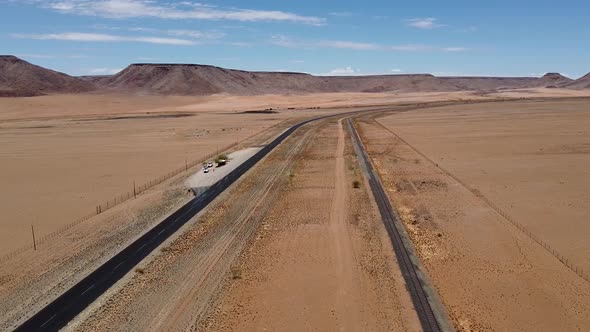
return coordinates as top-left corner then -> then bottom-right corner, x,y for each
346,118 -> 444,332
15,116 -> 321,331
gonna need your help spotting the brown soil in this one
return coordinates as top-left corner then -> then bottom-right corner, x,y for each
378,99 -> 590,272
201,118 -> 419,331
0,91 -> 499,257
71,114 -> 320,331
3,93 -> 590,331
0,109 -> 307,330
0,97 -> 320,257
355,100 -> 590,331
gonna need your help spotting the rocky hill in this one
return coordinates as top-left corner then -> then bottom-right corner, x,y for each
533,73 -> 573,88
561,72 -> 590,89
1,56 -> 587,97
0,56 -> 94,97
102,64 -> 580,96
97,64 -> 464,95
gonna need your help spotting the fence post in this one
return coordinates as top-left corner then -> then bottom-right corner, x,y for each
31,225 -> 37,251
134,180 -> 137,199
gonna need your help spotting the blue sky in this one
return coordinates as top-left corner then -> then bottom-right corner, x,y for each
1,0 -> 589,77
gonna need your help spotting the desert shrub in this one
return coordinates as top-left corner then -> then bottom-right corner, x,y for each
231,266 -> 242,280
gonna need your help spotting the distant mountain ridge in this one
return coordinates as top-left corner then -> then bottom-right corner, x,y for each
562,72 -> 590,89
0,55 -> 94,97
0,56 -> 588,97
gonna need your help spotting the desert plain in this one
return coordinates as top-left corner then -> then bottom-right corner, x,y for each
1,85 -> 590,331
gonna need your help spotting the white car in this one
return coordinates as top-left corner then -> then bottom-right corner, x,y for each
203,168 -> 209,173
207,161 -> 214,168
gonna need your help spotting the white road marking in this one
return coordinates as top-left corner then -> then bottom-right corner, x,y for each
113,261 -> 125,271
81,284 -> 95,296
39,314 -> 57,328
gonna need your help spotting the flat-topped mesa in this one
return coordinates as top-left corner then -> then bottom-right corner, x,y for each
126,63 -> 313,76
2,56 -> 590,97
535,73 -> 573,88
0,55 -> 94,97
101,64 -> 457,95
439,76 -> 539,91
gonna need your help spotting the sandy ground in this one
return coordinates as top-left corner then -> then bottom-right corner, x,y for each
378,99 -> 590,271
355,102 -> 590,331
71,113 -> 318,331
203,118 -> 420,331
0,100 -> 317,256
0,91 -> 485,257
2,91 -> 590,330
0,114 -> 301,330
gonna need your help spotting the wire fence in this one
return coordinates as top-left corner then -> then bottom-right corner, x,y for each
0,142 -> 239,264
372,119 -> 589,284
0,117 -> 298,264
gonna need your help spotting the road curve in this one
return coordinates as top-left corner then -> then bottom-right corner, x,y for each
346,118 -> 448,332
14,115 -> 326,332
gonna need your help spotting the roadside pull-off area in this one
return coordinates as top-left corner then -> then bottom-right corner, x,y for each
187,147 -> 262,194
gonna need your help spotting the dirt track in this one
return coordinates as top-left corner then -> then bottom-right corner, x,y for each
203,117 -> 420,331
71,115 -> 317,331
4,95 -> 590,331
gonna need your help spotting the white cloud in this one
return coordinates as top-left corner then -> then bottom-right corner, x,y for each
93,26 -> 225,40
11,32 -> 197,45
391,69 -> 403,73
271,35 -> 468,52
88,68 -> 122,75
271,35 -> 379,50
137,57 -> 160,61
36,0 -> 325,25
16,54 -> 55,59
459,26 -> 478,32
167,29 -> 225,39
328,12 -> 354,17
323,67 -> 359,76
405,18 -> 445,29
442,47 -> 468,52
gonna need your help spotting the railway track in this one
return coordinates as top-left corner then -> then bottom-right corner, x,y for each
346,118 -> 449,332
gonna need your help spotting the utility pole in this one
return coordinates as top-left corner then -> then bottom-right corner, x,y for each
31,225 -> 37,251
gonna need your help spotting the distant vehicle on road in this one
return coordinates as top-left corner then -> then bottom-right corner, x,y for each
207,161 -> 214,168
203,168 -> 209,173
